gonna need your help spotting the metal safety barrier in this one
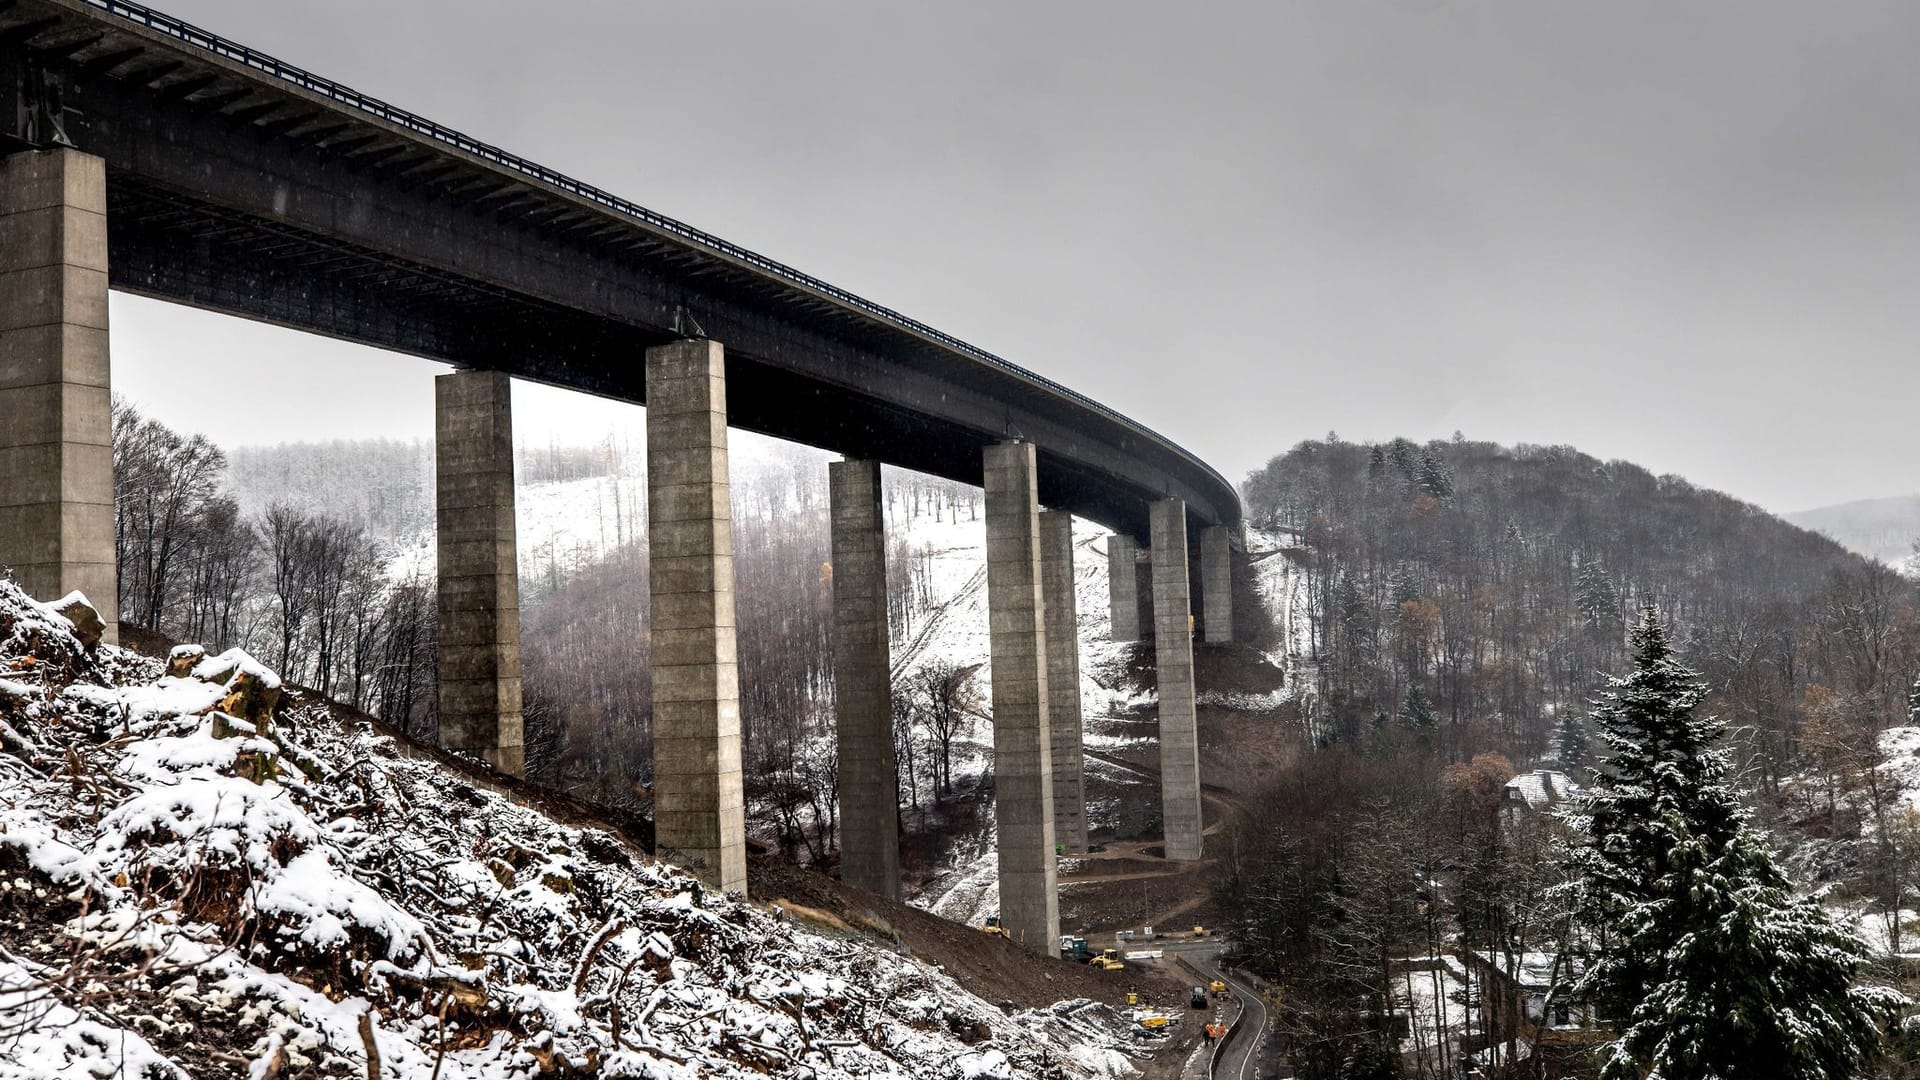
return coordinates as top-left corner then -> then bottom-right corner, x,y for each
1175,954 -> 1245,1079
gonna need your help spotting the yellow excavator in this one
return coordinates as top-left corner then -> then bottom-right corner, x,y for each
980,915 -> 1013,941
1132,1012 -> 1172,1037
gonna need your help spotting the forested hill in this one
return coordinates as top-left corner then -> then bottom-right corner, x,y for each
1243,437 -> 1917,788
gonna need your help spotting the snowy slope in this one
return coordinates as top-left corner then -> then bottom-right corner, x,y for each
0,581 -> 1139,1079
881,498 -> 1151,928
1814,727 -> 1920,965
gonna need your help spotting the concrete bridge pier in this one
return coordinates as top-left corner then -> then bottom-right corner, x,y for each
435,370 -> 525,776
1152,498 -> 1205,861
829,457 -> 900,899
1106,533 -> 1141,642
0,149 -> 116,642
1200,524 -> 1233,644
1040,510 -> 1088,856
646,339 -> 748,896
983,440 -> 1060,955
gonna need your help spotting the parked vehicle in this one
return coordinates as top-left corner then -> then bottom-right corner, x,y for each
1131,1012 -> 1171,1038
1190,986 -> 1210,1009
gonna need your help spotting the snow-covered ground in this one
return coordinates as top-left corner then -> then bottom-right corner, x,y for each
1245,526 -> 1314,731
880,495 -> 1145,928
0,581 -> 1139,1079
1811,726 -> 1920,964
377,432 -> 826,589
1394,956 -> 1471,1061
364,439 -> 1241,943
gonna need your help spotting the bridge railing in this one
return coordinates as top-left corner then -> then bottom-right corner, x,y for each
77,0 -> 1236,513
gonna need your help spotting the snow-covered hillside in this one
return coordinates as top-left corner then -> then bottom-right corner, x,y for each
1243,526 -> 1313,732
878,499 -> 1159,929
0,582 -> 1139,1079
216,431 -> 1286,942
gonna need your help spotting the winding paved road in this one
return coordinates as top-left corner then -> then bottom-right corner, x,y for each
1165,942 -> 1274,1080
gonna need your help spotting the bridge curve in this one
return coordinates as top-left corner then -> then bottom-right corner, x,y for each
0,0 -> 1231,947
0,0 -> 1238,540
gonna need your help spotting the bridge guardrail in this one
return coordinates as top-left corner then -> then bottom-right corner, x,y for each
76,0 -> 1237,514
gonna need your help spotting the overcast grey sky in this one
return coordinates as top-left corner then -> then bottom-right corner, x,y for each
114,0 -> 1919,514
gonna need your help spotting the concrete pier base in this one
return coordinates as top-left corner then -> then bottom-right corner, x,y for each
983,441 -> 1059,955
647,339 -> 747,896
435,370 -> 525,775
0,149 -> 115,642
1040,510 -> 1088,855
1107,533 -> 1140,642
1201,524 -> 1232,644
830,457 -> 900,898
1152,498 -> 1204,861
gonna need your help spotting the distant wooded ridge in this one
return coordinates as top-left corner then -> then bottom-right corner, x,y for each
1789,494 -> 1920,566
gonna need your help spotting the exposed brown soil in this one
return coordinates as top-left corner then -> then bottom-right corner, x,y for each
1061,856 -> 1170,878
750,852 -> 1194,1012
1198,700 -> 1307,796
1060,623 -> 1308,950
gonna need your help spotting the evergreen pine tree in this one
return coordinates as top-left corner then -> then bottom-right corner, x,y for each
1575,560 -> 1622,628
1390,566 -> 1421,606
1415,451 -> 1454,500
1556,710 -> 1587,772
1567,607 -> 1899,1079
1397,682 -> 1437,734
1386,438 -> 1419,482
1335,574 -> 1377,664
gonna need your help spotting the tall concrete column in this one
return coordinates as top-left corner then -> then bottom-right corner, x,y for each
1041,510 -> 1088,856
829,457 -> 900,899
647,339 -> 747,896
0,150 -> 115,642
1152,498 -> 1204,861
1107,534 -> 1140,642
983,441 -> 1059,955
435,370 -> 525,776
1201,524 -> 1232,644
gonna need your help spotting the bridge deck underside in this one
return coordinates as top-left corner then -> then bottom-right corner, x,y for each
0,0 -> 1239,541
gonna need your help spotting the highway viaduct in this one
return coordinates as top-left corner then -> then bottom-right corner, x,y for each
0,0 -> 1242,957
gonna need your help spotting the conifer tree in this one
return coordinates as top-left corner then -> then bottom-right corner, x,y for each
1567,607 -> 1899,1079
1415,452 -> 1454,500
1391,567 -> 1421,606
1555,710 -> 1587,772
1386,438 -> 1419,482
1397,682 -> 1437,735
1575,561 -> 1622,628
